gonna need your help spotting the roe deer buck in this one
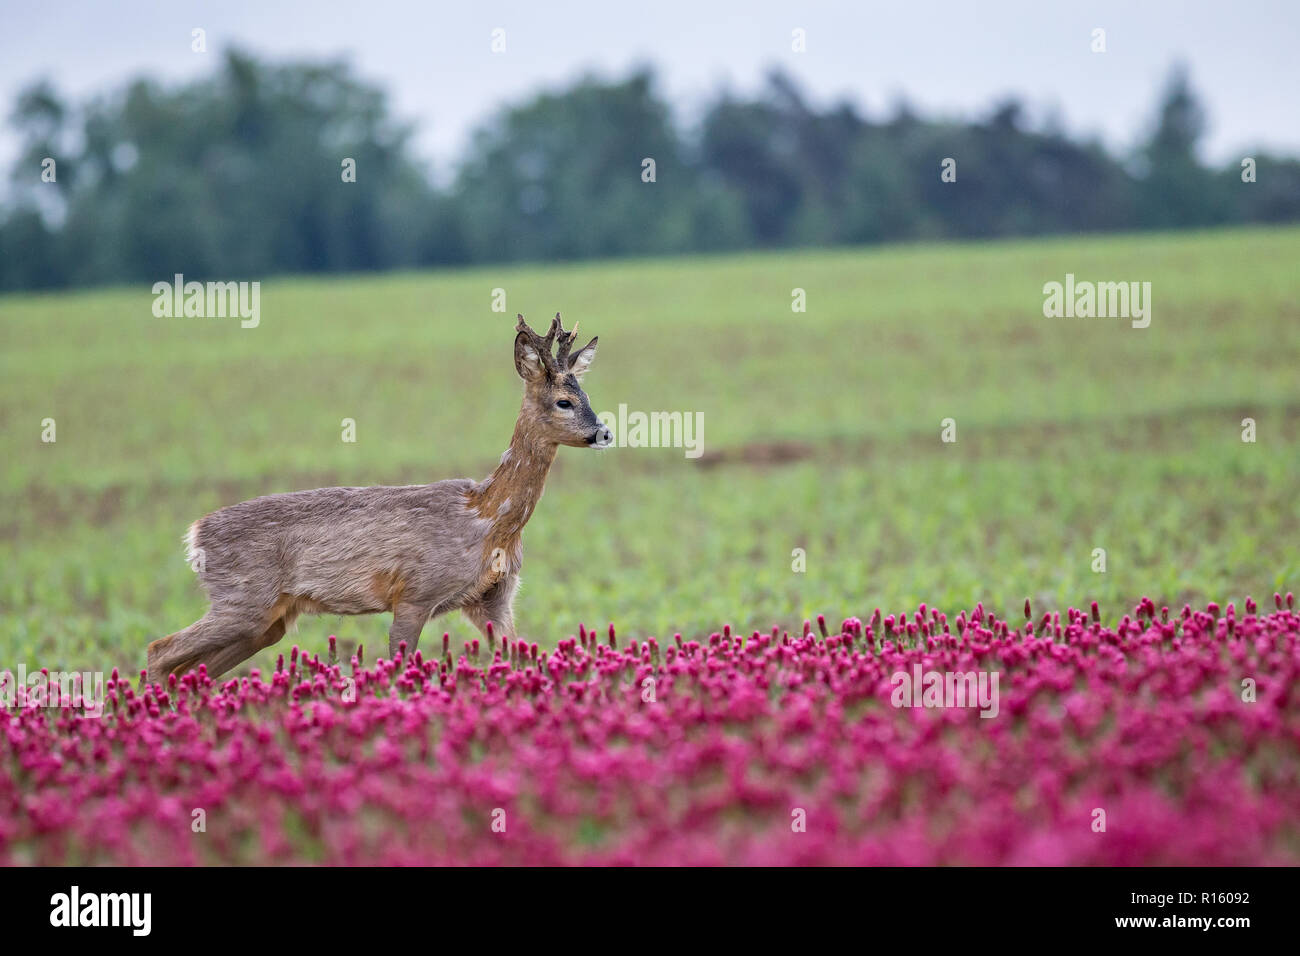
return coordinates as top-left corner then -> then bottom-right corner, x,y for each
146,313 -> 610,684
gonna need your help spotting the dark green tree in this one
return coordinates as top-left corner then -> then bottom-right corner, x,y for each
1133,65 -> 1227,228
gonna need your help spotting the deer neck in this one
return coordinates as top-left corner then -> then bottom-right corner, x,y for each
469,414 -> 558,544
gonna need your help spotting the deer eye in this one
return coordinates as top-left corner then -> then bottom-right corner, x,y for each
555,399 -> 573,410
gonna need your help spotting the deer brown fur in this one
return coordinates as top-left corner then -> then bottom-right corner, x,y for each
146,313 -> 609,684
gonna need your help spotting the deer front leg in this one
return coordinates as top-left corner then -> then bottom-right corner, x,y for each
462,575 -> 519,645
388,601 -> 429,660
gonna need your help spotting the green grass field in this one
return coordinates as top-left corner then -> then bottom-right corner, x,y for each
2,226 -> 1297,675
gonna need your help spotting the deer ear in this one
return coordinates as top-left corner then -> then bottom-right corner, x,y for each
514,331 -> 548,381
568,336 -> 598,380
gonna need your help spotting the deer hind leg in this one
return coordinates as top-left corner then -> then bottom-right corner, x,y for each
199,615 -> 289,680
388,601 -> 429,660
146,606 -> 272,686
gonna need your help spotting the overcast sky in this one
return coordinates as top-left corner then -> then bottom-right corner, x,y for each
2,0 -> 1298,180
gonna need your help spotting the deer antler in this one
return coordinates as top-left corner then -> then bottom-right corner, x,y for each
515,313 -> 549,362
516,312 -> 580,374
553,314 -> 580,370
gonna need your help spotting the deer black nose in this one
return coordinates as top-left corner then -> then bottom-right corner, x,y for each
588,425 -> 613,447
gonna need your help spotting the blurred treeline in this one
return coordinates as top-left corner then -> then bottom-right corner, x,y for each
3,49 -> 1298,291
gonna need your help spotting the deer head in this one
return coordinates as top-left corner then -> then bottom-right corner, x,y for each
513,313 -> 611,448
